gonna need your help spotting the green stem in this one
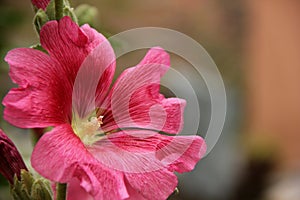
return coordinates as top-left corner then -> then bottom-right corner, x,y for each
56,183 -> 67,200
55,0 -> 64,20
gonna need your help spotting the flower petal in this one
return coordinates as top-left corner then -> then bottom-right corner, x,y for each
31,124 -> 90,182
89,130 -> 205,199
4,17 -> 116,127
89,130 -> 205,174
40,17 -> 113,82
3,48 -> 70,128
101,47 -> 185,134
66,178 -> 93,200
89,131 -> 164,173
40,17 -> 88,69
124,169 -> 177,200
41,17 -> 115,118
72,34 -> 116,118
31,124 -> 128,199
81,24 -> 116,107
156,134 -> 207,173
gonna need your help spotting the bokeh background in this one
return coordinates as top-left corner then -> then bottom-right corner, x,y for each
0,0 -> 300,199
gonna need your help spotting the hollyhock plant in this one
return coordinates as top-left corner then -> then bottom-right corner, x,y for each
3,16 -> 206,200
0,129 -> 27,184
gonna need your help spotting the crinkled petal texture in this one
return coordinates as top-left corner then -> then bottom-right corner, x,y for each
31,0 -> 50,10
3,16 -> 115,128
32,125 -> 205,200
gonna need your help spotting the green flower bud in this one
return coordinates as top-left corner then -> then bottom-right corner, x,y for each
20,170 -> 34,196
75,4 -> 98,26
31,179 -> 52,200
10,170 -> 53,200
11,174 -> 31,200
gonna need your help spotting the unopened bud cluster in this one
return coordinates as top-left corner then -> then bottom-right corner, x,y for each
33,0 -> 98,34
11,170 -> 53,200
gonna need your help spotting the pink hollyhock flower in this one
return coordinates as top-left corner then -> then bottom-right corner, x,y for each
3,16 -> 206,199
31,0 -> 51,10
0,129 -> 27,184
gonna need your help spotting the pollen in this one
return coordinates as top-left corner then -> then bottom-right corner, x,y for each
72,114 -> 105,146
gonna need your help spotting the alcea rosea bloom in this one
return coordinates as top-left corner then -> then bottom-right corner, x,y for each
3,16 -> 206,199
0,129 -> 27,184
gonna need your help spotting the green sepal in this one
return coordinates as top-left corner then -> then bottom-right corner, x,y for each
20,170 -> 34,196
167,187 -> 179,200
10,171 -> 53,200
63,0 -> 71,7
63,6 -> 78,24
31,179 -> 53,200
33,9 -> 49,34
11,191 -> 23,200
46,0 -> 56,20
30,44 -> 47,53
11,174 -> 31,200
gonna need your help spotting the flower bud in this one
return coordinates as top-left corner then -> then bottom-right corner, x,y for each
0,129 -> 27,185
31,179 -> 52,200
11,170 -> 53,200
31,0 -> 51,11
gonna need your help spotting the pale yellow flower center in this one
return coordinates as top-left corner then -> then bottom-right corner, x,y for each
72,114 -> 104,146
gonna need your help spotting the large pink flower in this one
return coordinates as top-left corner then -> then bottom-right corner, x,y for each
3,16 -> 206,200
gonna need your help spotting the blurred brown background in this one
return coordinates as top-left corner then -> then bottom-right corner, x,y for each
0,0 -> 299,199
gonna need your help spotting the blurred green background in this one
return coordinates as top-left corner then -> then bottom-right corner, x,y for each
1,0 -> 300,200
